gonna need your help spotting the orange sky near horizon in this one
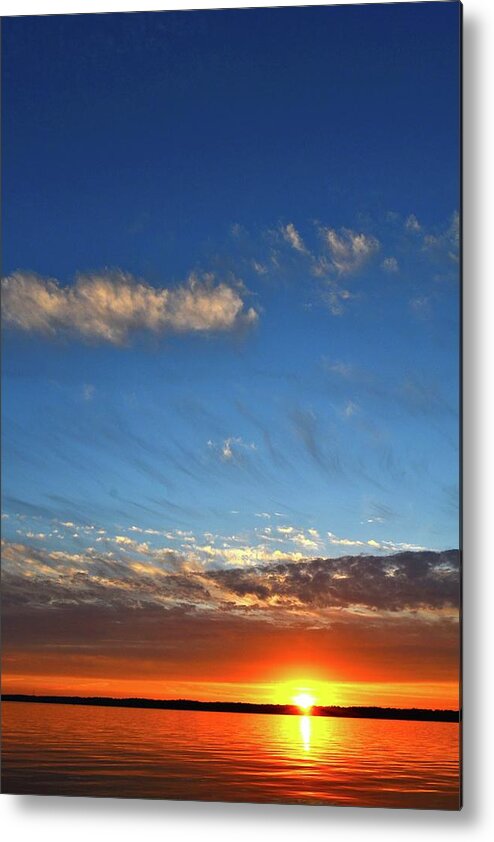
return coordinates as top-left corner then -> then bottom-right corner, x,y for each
2,673 -> 460,710
2,614 -> 461,708
2,608 -> 460,710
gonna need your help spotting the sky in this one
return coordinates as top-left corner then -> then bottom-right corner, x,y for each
1,3 -> 461,707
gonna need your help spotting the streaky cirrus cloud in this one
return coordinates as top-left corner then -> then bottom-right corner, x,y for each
279,223 -> 308,254
1,270 -> 258,345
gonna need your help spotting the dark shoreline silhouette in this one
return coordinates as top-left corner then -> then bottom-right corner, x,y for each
1,694 -> 460,723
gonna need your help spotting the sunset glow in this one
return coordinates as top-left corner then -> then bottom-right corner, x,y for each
293,693 -> 315,713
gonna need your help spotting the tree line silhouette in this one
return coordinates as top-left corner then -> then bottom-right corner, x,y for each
2,694 -> 460,722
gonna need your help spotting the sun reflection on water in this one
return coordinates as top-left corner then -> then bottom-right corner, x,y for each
299,714 -> 311,752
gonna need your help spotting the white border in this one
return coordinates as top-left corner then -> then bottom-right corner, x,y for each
0,0 -> 460,15
2,0 -> 494,838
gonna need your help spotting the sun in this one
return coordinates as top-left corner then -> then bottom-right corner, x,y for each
293,692 -> 315,713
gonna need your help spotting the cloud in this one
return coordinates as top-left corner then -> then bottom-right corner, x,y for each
210,550 -> 459,614
343,400 -> 359,418
192,543 -> 307,567
409,296 -> 432,318
280,223 -> 308,254
289,531 -> 321,550
2,539 -> 459,621
290,407 -> 342,475
1,270 -> 258,345
230,223 -> 245,238
423,211 -> 460,262
208,436 -> 257,462
251,260 -> 268,276
320,227 -> 380,275
327,531 -> 428,555
322,284 -> 355,316
405,214 -> 421,232
323,359 -> 357,379
399,377 -> 454,417
323,357 -> 453,419
381,256 -> 399,273
363,500 -> 396,524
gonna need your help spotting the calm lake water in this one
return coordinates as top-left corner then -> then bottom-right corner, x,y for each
1,702 -> 460,809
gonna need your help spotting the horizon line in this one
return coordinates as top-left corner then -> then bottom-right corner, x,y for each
2,694 -> 461,723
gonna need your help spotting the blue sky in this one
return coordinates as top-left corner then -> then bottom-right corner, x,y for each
2,3 -> 461,569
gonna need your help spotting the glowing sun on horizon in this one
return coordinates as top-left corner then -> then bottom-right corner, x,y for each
293,692 -> 315,713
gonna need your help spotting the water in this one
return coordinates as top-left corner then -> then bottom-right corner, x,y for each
1,702 -> 460,809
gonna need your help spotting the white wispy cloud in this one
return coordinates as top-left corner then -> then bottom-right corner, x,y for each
343,400 -> 359,418
423,211 -> 459,262
280,223 -> 308,254
323,359 -> 356,379
208,436 -> 257,462
251,259 -> 268,275
289,531 -> 321,550
322,285 -> 355,315
409,296 -> 432,318
327,531 -> 427,554
381,256 -> 399,273
1,270 -> 258,345
405,214 -> 421,232
321,227 -> 380,275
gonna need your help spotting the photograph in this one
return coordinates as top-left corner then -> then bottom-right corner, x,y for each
1,1 -> 461,810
